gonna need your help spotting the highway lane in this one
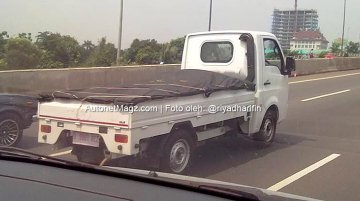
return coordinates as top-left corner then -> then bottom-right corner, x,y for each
20,69 -> 360,201
274,70 -> 360,201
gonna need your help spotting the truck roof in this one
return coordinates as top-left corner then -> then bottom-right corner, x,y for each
187,30 -> 275,38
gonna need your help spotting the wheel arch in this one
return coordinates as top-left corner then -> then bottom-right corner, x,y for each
248,99 -> 280,134
266,104 -> 279,121
170,121 -> 197,142
0,109 -> 24,128
144,121 -> 197,159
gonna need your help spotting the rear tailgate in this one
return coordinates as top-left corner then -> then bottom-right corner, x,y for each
38,99 -> 130,128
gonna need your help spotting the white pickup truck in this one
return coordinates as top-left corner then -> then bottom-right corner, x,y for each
37,31 -> 295,174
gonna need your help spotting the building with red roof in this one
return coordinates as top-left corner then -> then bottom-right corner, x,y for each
290,30 -> 329,51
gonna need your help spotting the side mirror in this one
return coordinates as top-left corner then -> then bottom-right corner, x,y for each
285,57 -> 296,74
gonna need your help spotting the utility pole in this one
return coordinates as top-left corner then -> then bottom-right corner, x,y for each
116,0 -> 124,63
294,0 -> 298,32
341,0 -> 347,57
208,0 -> 213,31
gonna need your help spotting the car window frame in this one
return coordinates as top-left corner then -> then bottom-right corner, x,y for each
200,41 -> 234,64
263,38 -> 285,71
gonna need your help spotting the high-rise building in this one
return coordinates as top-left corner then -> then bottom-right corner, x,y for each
272,9 -> 319,50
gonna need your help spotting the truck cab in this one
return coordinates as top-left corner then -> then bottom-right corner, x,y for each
182,31 -> 295,134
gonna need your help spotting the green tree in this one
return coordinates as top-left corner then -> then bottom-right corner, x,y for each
122,39 -> 143,64
330,42 -> 341,53
135,46 -> 161,65
163,37 -> 185,64
122,39 -> 162,64
345,41 -> 360,55
5,37 -> 42,69
80,40 -> 95,64
36,32 -> 81,68
0,31 -> 9,58
82,40 -> 95,51
0,31 -> 9,68
87,37 -> 117,67
35,31 -> 51,44
18,33 -> 32,41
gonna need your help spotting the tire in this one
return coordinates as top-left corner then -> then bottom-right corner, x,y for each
252,110 -> 277,146
160,129 -> 194,174
0,113 -> 23,147
72,145 -> 105,165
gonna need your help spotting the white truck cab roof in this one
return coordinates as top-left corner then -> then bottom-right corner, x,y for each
181,30 -> 277,80
186,30 -> 276,38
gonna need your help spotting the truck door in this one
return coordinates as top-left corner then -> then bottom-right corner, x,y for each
246,37 -> 289,135
260,38 -> 289,124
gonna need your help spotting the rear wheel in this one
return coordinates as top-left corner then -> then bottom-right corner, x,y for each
160,129 -> 194,174
252,110 -> 277,146
0,113 -> 23,147
72,145 -> 105,165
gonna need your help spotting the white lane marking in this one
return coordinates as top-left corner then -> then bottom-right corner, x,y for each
267,154 -> 340,192
49,149 -> 72,157
289,72 -> 360,84
301,89 -> 351,102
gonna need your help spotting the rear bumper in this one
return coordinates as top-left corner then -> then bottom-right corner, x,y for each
37,118 -> 135,155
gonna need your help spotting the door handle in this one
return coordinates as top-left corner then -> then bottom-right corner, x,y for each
264,80 -> 271,85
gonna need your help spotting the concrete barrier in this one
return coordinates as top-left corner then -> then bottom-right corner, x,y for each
1,57 -> 360,94
0,64 -> 181,95
294,57 -> 360,75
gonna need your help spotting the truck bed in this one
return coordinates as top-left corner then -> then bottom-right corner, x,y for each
38,69 -> 255,105
37,69 -> 256,155
38,88 -> 256,155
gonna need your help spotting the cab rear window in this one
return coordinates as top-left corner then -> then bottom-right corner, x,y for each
200,42 -> 233,63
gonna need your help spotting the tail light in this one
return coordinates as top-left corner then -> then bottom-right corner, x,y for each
41,125 -> 52,133
115,134 -> 128,143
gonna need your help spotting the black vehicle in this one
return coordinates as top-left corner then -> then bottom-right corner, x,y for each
0,94 -> 37,147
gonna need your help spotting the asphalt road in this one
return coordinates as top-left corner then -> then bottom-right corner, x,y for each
20,69 -> 360,201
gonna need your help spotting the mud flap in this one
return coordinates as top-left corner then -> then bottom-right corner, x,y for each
53,131 -> 72,151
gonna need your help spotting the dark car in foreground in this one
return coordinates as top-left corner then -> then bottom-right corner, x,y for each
0,147 -> 321,201
0,94 -> 37,147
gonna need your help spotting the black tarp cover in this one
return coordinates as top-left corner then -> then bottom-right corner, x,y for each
38,69 -> 255,105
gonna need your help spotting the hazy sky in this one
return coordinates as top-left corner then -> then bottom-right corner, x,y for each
1,0 -> 359,48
